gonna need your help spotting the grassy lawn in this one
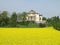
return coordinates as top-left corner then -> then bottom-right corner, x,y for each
0,27 -> 60,45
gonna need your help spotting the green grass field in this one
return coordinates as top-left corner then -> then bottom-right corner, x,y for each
0,27 -> 60,45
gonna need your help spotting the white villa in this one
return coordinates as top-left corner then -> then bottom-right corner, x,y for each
17,10 -> 44,23
26,10 -> 43,23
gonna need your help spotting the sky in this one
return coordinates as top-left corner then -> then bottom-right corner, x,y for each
0,0 -> 60,18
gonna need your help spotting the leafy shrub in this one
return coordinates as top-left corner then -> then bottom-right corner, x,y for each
39,23 -> 46,28
19,21 -> 30,26
53,21 -> 60,31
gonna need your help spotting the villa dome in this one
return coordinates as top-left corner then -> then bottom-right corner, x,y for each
28,10 -> 38,14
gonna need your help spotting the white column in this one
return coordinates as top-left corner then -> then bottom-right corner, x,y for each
35,14 -> 40,23
26,16 -> 28,21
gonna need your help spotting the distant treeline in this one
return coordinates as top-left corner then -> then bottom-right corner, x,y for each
0,11 -> 60,30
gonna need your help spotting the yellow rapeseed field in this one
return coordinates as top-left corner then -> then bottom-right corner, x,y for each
0,27 -> 60,45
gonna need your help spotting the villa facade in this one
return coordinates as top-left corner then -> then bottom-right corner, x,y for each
26,10 -> 43,23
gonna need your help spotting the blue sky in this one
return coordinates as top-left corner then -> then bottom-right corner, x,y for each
0,0 -> 60,18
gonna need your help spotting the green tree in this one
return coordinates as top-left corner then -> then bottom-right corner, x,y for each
0,11 -> 9,26
21,12 -> 27,22
52,16 -> 60,30
43,17 -> 47,20
21,12 -> 27,25
9,12 -> 17,27
47,16 -> 59,26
